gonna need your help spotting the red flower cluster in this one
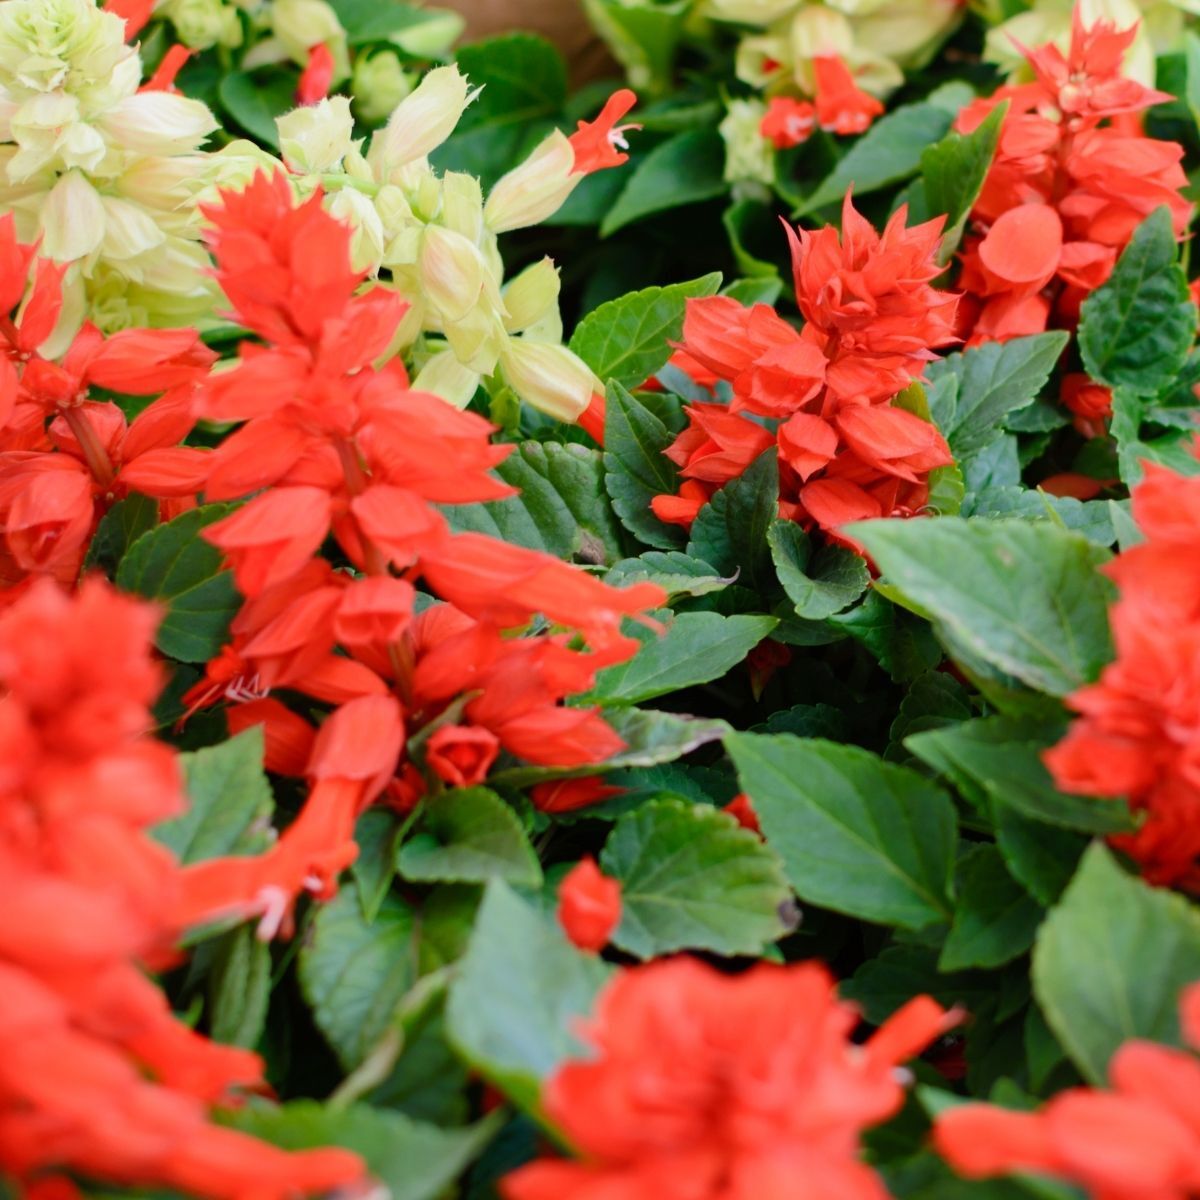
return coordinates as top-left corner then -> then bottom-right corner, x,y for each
760,56 -> 884,149
652,198 -> 958,541
503,957 -> 954,1200
0,215 -> 214,599
935,983 -> 1200,1199
1044,461 -> 1200,890
955,9 -> 1191,370
0,578 -> 364,1198
179,173 -> 664,918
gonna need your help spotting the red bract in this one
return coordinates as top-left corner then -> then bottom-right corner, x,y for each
0,578 -> 365,1198
179,173 -> 664,919
502,958 -> 954,1200
652,199 -> 956,545
569,89 -> 640,174
934,984 -> 1200,1200
557,856 -> 622,952
1044,460 -> 1200,890
954,9 -> 1191,350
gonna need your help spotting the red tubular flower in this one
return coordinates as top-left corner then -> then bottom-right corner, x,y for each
297,42 -> 335,105
425,724 -> 500,788
934,984 -> 1200,1200
557,857 -> 622,952
761,98 -> 817,149
812,56 -> 884,135
569,90 -> 640,174
1043,460 -> 1200,890
530,776 -> 624,814
503,958 -> 954,1200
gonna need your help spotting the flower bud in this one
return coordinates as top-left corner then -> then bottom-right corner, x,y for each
501,257 -> 561,334
40,170 -> 105,262
705,0 -> 802,23
159,0 -> 244,50
276,96 -> 355,173
351,50 -> 413,124
413,350 -> 482,409
500,338 -> 600,422
327,186 -> 385,273
97,92 -> 218,156
367,65 -> 475,179
387,9 -> 464,57
484,131 -> 577,234
719,98 -> 774,186
270,0 -> 344,62
418,224 -> 489,323
440,171 -> 485,242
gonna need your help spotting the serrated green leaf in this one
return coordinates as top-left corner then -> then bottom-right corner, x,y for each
768,520 -> 869,619
601,129 -> 727,237
940,845 -> 1043,971
299,889 -> 418,1069
227,1101 -> 501,1200
687,448 -> 778,589
603,380 -> 686,550
849,518 -> 1114,696
727,734 -> 957,928
587,611 -> 777,705
599,798 -> 791,958
800,101 -> 957,214
963,486 -> 1116,546
156,728 -> 273,863
208,924 -> 271,1050
906,717 -> 1135,834
1033,843 -> 1200,1083
218,71 -> 293,148
445,441 -> 625,564
351,809 -> 403,923
445,881 -> 611,1111
116,503 -> 241,663
605,550 -> 731,598
489,708 -> 731,788
925,333 -> 1069,457
397,788 -> 542,887
1078,207 -> 1195,395
570,273 -> 721,391
85,494 -> 157,572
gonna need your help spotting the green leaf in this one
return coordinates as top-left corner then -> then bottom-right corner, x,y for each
799,101 -> 957,214
570,273 -> 722,391
218,71 -> 294,148
351,809 -> 403,923
156,729 -> 273,863
116,503 -> 241,663
587,611 -> 777,705
446,880 -> 611,1111
601,129 -> 727,237
582,0 -> 689,93
455,34 -> 566,126
397,788 -> 542,887
227,1101 -> 501,1200
327,0 -> 462,49
85,494 -> 157,572
964,486 -> 1116,547
1032,842 -> 1200,1083
906,717 -> 1135,834
993,806 -> 1087,906
604,380 -> 685,550
446,441 -> 625,565
599,798 -> 791,958
768,520 -> 869,619
828,589 -> 943,682
687,449 -> 778,589
1110,386 -> 1200,486
849,518 -> 1114,696
925,333 -> 1070,457
726,734 -> 957,928
207,924 -> 271,1050
605,550 -> 731,598
940,845 -> 1043,971
921,102 -> 1007,263
489,708 -> 730,788
1078,207 -> 1195,395
298,889 -> 417,1069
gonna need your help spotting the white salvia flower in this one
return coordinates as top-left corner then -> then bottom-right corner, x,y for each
412,350 -> 482,409
40,170 -> 104,261
719,98 -> 775,188
499,339 -> 600,422
276,96 -> 356,174
484,131 -> 578,234
367,65 -> 476,179
351,50 -> 413,124
159,0 -> 244,50
97,92 -> 218,157
418,224 -> 488,323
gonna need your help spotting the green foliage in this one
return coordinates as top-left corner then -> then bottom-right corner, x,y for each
687,450 -> 779,589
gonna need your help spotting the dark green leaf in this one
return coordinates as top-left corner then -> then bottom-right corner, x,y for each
397,788 -> 542,887
727,734 -> 957,928
940,845 -> 1043,971
1033,843 -> 1200,1082
455,34 -> 567,126
217,71 -> 294,148
827,588 -> 943,683
352,809 -> 403,923
208,924 -> 271,1050
446,881 -> 611,1110
768,520 -> 869,619
687,449 -> 778,589
963,487 -> 1116,547
605,550 -> 731,598
1078,207 -> 1195,395
85,494 -> 156,572
116,503 -> 240,663
600,798 -> 791,958
850,518 -> 1114,696
993,806 -> 1087,905
570,273 -> 722,391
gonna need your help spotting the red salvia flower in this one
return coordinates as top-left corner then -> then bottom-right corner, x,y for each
503,958 -> 955,1200
557,857 -> 622,952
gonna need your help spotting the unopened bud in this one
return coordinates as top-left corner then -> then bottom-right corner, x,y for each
440,171 -> 485,242
327,186 -> 385,273
270,0 -> 344,62
484,131 -> 577,234
276,95 -> 355,173
367,65 -> 475,179
418,224 -> 486,322
501,257 -> 560,334
499,338 -> 599,422
351,50 -> 413,124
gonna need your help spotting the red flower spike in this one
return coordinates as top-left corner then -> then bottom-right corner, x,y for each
557,857 -> 622,952
569,89 -> 640,174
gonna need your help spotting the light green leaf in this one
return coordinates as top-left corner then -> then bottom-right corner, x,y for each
218,71 -> 293,148
208,924 -> 271,1050
600,798 -> 791,958
397,788 -> 542,887
605,550 -> 732,599
1033,843 -> 1200,1082
570,273 -> 721,391
726,734 -> 957,929
849,518 -> 1114,696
